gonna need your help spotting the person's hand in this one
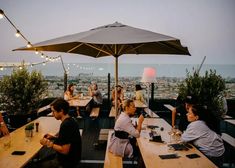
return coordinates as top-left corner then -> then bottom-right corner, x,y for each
40,138 -> 53,148
138,114 -> 144,125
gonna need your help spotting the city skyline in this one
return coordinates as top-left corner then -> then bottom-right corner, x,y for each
0,0 -> 235,67
1,63 -> 235,78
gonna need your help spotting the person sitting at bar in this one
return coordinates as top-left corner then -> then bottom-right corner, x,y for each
64,83 -> 80,117
108,99 -> 144,158
111,85 -> 124,109
181,104 -> 225,167
88,83 -> 103,107
171,95 -> 195,132
0,113 -> 9,137
134,84 -> 146,104
39,98 -> 82,168
64,83 -> 77,101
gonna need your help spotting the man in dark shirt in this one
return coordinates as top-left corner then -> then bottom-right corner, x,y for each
172,96 -> 196,131
40,98 -> 81,168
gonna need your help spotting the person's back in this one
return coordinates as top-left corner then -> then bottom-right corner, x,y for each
89,83 -> 103,106
92,86 -> 103,105
111,85 -> 124,107
135,84 -> 146,104
56,117 -> 81,167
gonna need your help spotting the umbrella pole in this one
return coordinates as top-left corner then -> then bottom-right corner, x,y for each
115,56 -> 118,119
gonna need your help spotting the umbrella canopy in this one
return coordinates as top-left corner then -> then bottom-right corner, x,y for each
15,22 -> 190,56
14,22 -> 191,117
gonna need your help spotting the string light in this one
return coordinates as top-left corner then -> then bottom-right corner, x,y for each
0,9 -> 4,19
15,30 -> 21,37
26,42 -> 32,48
0,8 -> 62,67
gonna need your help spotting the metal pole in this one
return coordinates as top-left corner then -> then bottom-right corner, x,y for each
59,56 -> 67,92
64,72 -> 67,92
115,56 -> 118,119
151,83 -> 154,108
108,73 -> 110,106
198,56 -> 206,73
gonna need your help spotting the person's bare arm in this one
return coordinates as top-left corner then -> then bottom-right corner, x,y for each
0,113 -> 9,135
40,138 -> 70,155
171,108 -> 177,128
137,114 -> 144,133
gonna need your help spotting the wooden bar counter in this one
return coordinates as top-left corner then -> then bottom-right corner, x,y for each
0,117 -> 61,168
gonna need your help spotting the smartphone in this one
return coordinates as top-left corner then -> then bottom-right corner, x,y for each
11,151 -> 26,155
159,154 -> 180,159
186,153 -> 200,159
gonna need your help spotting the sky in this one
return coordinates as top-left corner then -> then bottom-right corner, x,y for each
0,0 -> 235,66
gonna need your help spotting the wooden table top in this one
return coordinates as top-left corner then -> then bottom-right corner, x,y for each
164,104 -> 175,111
0,117 -> 61,168
68,96 -> 92,107
137,118 -> 218,168
225,119 -> 235,125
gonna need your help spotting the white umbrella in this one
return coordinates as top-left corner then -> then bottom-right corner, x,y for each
14,22 -> 191,117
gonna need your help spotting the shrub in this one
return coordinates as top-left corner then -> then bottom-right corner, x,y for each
0,66 -> 48,115
178,69 -> 226,118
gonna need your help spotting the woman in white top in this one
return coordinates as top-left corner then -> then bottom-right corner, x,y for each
181,104 -> 225,167
108,99 -> 144,158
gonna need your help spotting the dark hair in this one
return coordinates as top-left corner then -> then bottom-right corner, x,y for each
185,95 -> 198,104
93,83 -> 98,89
135,84 -> 142,91
191,104 -> 218,133
176,95 -> 184,105
68,83 -> 75,95
191,104 -> 208,121
50,98 -> 69,114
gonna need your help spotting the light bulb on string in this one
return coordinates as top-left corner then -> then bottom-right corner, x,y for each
26,42 -> 32,48
15,30 -> 21,37
0,9 -> 4,19
0,9 -> 63,70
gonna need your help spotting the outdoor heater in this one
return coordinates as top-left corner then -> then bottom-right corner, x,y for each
141,67 -> 157,117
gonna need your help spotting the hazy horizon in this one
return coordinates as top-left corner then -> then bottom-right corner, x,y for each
1,63 -> 234,78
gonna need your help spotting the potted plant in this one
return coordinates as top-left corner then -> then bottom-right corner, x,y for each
178,69 -> 226,133
0,65 -> 48,128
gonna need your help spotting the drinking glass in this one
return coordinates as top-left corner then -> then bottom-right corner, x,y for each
3,134 -> 11,150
